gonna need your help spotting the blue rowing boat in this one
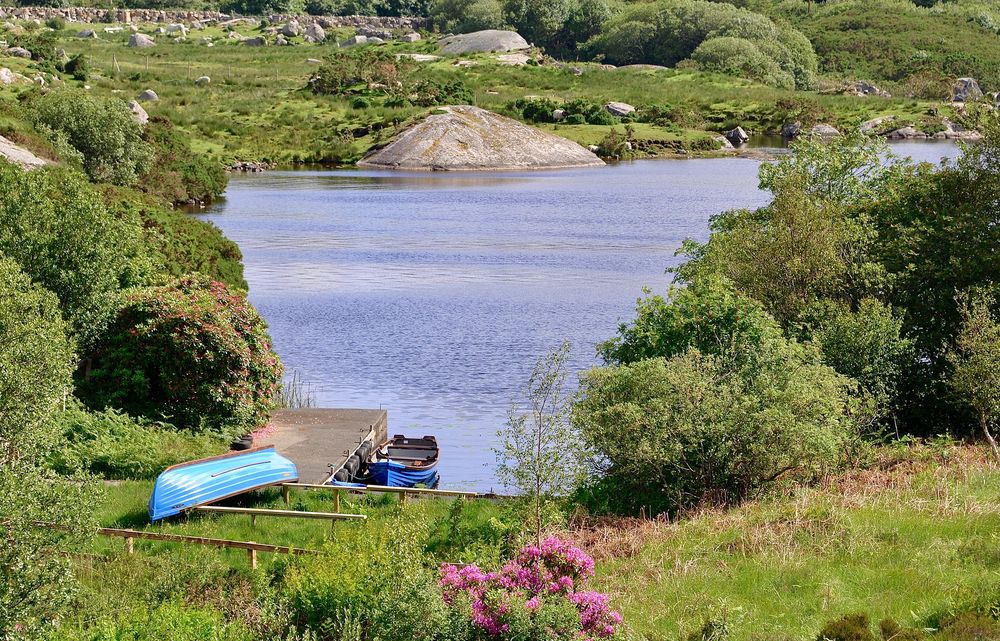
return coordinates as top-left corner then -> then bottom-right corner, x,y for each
367,435 -> 440,488
149,446 -> 298,521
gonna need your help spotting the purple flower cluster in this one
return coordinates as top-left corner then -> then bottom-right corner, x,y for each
440,537 -> 622,640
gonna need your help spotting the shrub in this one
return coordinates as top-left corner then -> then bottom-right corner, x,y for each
310,48 -> 412,96
48,600 -> 256,641
63,53 -> 89,81
817,614 -> 876,641
31,89 -> 153,187
77,275 -> 282,435
0,163 -> 151,349
140,117 -> 228,206
439,537 -> 623,640
581,278 -> 855,515
584,0 -> 817,89
502,0 -> 609,55
46,403 -> 226,480
429,0 -> 505,34
0,255 -> 91,635
691,37 -> 793,88
411,79 -> 474,106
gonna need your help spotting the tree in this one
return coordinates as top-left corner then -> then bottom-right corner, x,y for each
948,292 -> 1000,459
496,342 -> 586,543
0,162 -> 151,349
0,255 -> 93,635
31,89 -> 153,187
77,274 -> 282,436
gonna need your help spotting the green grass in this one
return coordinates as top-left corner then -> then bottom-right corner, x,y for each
78,445 -> 1000,640
1,20 -> 953,166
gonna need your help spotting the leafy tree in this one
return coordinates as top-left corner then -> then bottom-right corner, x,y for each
691,36 -> 793,88
430,0 -> 505,33
0,255 -> 93,635
31,89 -> 153,187
141,117 -> 228,206
496,342 -> 586,543
0,162 -> 151,349
574,346 -> 854,515
948,292 -> 1000,459
77,275 -> 282,435
502,0 -> 608,55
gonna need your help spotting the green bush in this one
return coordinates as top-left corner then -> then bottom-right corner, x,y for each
100,186 -> 246,291
817,614 -> 876,641
584,0 -> 817,89
0,163 -> 151,349
47,600 -> 256,641
0,255 -> 90,636
31,89 -> 153,187
429,0 -> 505,33
46,403 -> 226,480
77,275 -> 282,435
691,37 -> 793,89
502,0 -> 609,55
310,48 -> 412,96
579,277 -> 856,515
140,117 -> 228,206
63,53 -> 89,81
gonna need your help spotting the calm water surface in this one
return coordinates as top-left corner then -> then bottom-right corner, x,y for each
201,141 -> 961,490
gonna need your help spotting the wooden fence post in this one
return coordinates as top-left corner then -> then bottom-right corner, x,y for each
125,537 -> 134,555
282,485 -> 290,506
247,546 -> 257,570
251,514 -> 257,528
334,489 -> 341,514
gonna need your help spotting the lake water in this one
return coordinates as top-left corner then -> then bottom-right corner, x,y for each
200,141 -> 962,490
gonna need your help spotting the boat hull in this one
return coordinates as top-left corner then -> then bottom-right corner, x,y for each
367,460 -> 440,488
148,446 -> 298,521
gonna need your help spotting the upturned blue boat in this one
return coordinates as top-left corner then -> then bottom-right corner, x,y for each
149,446 -> 298,521
367,435 -> 440,488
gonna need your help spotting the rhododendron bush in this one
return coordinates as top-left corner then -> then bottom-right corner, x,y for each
440,537 -> 623,640
78,274 -> 282,435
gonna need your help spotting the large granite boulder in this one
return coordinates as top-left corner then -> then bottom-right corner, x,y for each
0,134 -> 50,170
604,101 -> 635,117
724,126 -> 749,146
438,30 -> 529,55
128,33 -> 155,47
128,100 -> 149,125
280,20 -> 300,37
6,46 -> 31,59
953,77 -> 983,102
810,123 -> 840,137
137,88 -> 159,101
304,22 -> 325,42
358,105 -> 604,171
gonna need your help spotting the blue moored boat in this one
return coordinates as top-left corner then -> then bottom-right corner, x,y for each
149,446 -> 298,521
367,435 -> 440,488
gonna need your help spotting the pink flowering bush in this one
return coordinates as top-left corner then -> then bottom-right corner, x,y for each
440,537 -> 623,640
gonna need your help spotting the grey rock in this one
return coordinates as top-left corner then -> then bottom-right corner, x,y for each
358,105 -> 604,171
604,101 -> 635,117
715,135 -> 733,150
137,88 -> 159,101
438,30 -> 528,55
724,126 -> 749,146
128,33 -> 155,47
304,22 -> 325,42
77,28 -> 98,38
154,27 -> 166,35
243,36 -> 266,46
0,134 -> 50,170
860,115 -> 896,134
6,46 -> 30,58
344,35 -> 368,46
367,36 -> 384,44
0,67 -> 14,85
401,32 -> 420,42
810,123 -> 840,137
847,80 -> 889,98
953,77 -> 983,102
886,126 -> 926,139
280,20 -> 300,37
275,35 -> 288,46
781,121 -> 802,138
128,99 -> 148,125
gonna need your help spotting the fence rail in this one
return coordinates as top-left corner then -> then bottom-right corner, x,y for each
280,481 -> 515,508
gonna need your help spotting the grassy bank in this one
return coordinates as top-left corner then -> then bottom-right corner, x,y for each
68,442 -> 1000,640
2,20 -> 954,166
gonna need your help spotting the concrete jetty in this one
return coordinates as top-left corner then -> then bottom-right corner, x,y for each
256,408 -> 387,483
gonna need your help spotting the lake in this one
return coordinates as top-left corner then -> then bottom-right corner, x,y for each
200,141 -> 962,490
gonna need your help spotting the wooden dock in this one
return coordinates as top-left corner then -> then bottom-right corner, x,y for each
255,408 -> 387,484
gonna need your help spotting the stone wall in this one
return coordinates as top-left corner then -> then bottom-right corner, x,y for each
0,5 -> 425,29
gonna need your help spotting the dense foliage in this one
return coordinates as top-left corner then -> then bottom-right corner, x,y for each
583,0 -> 818,88
30,89 -> 153,187
0,162 -> 150,349
141,117 -> 228,206
78,275 -> 281,435
0,255 -> 93,636
577,277 -> 855,515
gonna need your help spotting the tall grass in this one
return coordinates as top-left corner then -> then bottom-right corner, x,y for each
274,369 -> 317,409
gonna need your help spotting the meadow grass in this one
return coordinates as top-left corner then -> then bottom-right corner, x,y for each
81,444 -> 1000,640
7,21 -> 952,166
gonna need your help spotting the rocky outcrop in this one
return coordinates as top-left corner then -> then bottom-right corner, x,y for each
128,33 -> 155,47
0,135 -> 50,170
358,105 -> 604,171
439,30 -> 529,55
844,81 -> 890,98
886,119 -> 981,141
604,101 -> 635,117
953,77 -> 983,102
724,126 -> 749,146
